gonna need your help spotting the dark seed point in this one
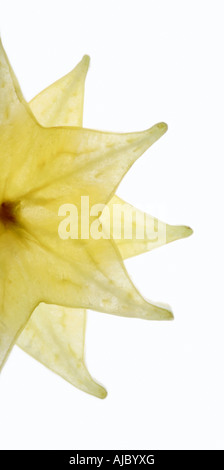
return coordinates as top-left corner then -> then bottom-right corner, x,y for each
0,201 -> 18,226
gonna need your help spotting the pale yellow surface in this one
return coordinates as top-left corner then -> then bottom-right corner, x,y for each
18,305 -> 106,398
0,40 -> 192,397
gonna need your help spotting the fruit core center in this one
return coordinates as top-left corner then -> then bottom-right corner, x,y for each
0,202 -> 17,226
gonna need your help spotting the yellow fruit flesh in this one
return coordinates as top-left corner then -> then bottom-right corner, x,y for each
0,41 -> 192,397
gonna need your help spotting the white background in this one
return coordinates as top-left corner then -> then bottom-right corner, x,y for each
0,0 -> 223,450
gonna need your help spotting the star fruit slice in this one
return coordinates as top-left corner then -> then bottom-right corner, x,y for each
16,54 -> 192,397
0,41 -> 178,379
